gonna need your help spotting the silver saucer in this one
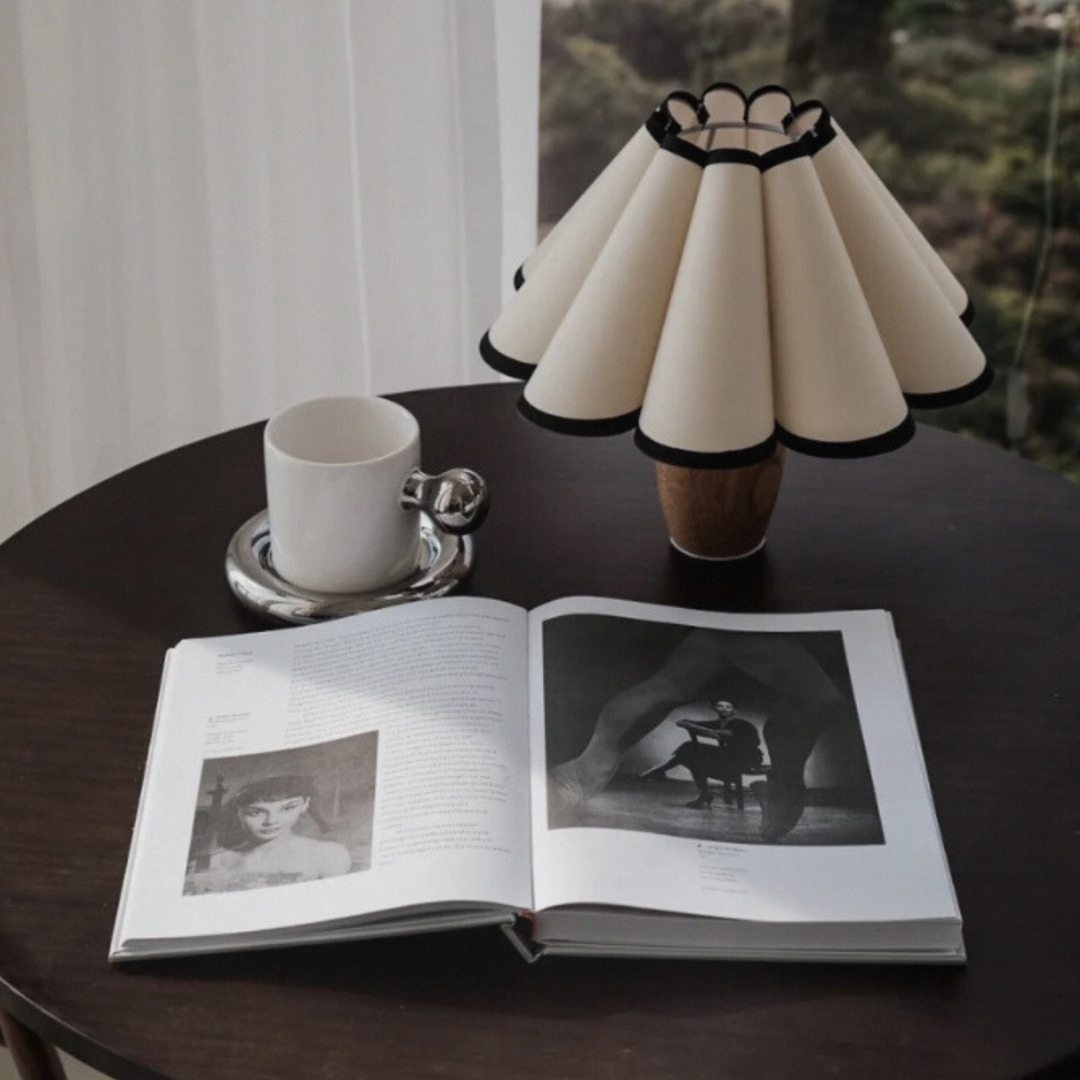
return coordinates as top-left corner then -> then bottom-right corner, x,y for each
225,510 -> 474,624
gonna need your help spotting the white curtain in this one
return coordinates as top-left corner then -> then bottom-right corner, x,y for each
0,0 -> 540,542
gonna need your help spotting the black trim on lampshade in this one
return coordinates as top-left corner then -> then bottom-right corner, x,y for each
905,363 -> 994,410
664,90 -> 701,118
666,133 -> 803,172
518,395 -> 641,437
960,297 -> 976,326
776,413 -> 917,458
661,132 -> 708,168
479,331 -> 535,382
666,136 -> 821,173
804,116 -> 837,153
646,108 -> 673,143
700,82 -> 748,116
780,100 -> 837,154
705,148 -> 762,168
513,264 -> 525,292
759,140 -> 814,172
634,428 -> 779,470
647,90 -> 701,143
653,88 -> 841,173
744,84 -> 795,118
702,81 -> 747,100
783,98 -> 825,128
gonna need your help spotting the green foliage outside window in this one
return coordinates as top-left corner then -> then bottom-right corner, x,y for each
539,0 -> 1080,478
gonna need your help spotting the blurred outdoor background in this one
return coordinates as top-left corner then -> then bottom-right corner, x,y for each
539,0 -> 1080,478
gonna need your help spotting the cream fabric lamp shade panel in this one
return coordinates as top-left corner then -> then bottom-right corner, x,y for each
481,93 -> 698,379
787,105 -> 985,403
637,93 -> 773,463
515,92 -> 700,289
788,107 -> 974,325
757,99 -> 912,452
518,141 -> 705,428
481,84 -> 991,469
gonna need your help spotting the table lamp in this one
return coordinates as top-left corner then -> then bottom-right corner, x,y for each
480,84 -> 991,559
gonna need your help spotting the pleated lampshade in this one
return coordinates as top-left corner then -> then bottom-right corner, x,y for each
480,84 -> 991,469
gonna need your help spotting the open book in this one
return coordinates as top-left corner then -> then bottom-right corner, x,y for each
111,596 -> 963,963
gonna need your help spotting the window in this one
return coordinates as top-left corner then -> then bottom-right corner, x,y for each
539,0 -> 1080,478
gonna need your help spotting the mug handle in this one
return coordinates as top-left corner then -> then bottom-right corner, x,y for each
400,468 -> 489,535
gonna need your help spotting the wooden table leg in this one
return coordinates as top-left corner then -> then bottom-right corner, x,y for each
0,1008 -> 67,1080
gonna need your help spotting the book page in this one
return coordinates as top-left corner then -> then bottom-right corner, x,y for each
527,597 -> 959,925
115,597 -> 531,948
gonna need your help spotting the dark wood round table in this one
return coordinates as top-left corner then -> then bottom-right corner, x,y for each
1,383 -> 1078,1080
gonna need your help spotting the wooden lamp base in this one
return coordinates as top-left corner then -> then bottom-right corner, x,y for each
656,445 -> 785,560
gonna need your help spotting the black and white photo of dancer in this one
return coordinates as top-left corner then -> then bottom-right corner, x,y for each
544,616 -> 883,846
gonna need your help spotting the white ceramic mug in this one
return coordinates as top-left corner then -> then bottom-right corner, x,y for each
264,396 -> 487,594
